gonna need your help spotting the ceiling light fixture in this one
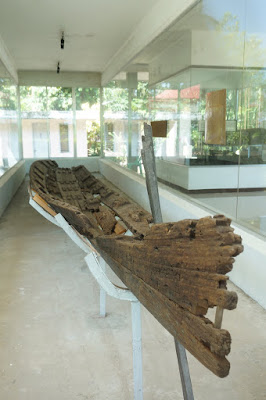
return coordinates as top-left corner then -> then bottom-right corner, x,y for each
61,32 -> 64,49
57,62 -> 60,74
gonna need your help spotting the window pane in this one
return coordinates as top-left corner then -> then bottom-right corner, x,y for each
75,88 -> 100,157
21,86 -> 49,158
236,0 -> 266,236
103,83 -> 129,164
0,78 -> 19,174
47,87 -> 74,158
101,0 -> 266,238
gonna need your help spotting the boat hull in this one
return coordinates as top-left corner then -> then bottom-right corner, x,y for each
29,160 -> 244,377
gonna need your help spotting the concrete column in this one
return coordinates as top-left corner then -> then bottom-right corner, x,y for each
72,87 -> 77,158
16,86 -> 23,160
100,87 -> 104,158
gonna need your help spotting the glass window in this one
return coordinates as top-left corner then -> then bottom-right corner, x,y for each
101,0 -> 266,237
75,88 -> 100,157
21,86 -> 75,158
103,78 -> 149,173
47,87 -> 74,158
144,0 -> 246,224
236,0 -> 266,236
103,83 -> 129,164
21,86 -> 49,158
0,78 -> 19,175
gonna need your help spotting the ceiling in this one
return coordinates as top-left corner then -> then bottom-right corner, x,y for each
0,0 -> 159,73
1,0 -> 264,89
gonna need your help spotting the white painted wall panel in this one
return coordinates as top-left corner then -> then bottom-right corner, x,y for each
0,160 -> 26,217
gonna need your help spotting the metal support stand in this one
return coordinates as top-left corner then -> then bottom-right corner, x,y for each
85,253 -> 143,400
29,194 -> 143,400
141,123 -> 194,400
131,301 -> 143,400
175,340 -> 194,400
55,213 -> 92,253
54,213 -> 107,319
29,196 -> 60,227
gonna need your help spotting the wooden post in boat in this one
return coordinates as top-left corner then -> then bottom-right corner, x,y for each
141,123 -> 162,223
141,122 -> 194,400
214,306 -> 224,329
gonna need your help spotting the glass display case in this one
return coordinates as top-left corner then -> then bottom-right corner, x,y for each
103,0 -> 266,237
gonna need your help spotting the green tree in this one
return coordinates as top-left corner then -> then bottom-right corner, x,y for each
20,86 -> 47,112
87,121 -> 101,156
131,81 -> 150,116
0,80 -> 17,110
19,86 -> 100,112
47,87 -> 72,111
103,83 -> 128,112
75,88 -> 99,110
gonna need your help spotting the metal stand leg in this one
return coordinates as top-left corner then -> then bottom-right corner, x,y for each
85,253 -> 143,400
30,200 -> 144,400
55,213 -> 92,253
29,196 -> 60,227
175,340 -> 194,400
131,301 -> 143,400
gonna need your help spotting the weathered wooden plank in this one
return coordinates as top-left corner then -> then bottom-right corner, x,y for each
90,242 -> 231,377
95,234 -> 241,274
96,234 -> 238,314
214,306 -> 224,329
95,205 -> 117,235
83,193 -> 100,211
32,193 -> 57,217
114,221 -> 127,235
44,197 -> 102,239
73,165 -> 152,236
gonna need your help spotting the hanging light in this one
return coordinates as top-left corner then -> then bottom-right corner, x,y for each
57,62 -> 60,74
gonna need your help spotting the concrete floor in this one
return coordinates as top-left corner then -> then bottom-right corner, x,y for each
0,179 -> 266,400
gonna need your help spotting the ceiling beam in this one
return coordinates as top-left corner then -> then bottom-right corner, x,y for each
0,34 -> 18,83
18,70 -> 101,88
101,0 -> 199,86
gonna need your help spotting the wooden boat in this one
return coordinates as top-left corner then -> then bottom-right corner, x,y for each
29,159 -> 243,378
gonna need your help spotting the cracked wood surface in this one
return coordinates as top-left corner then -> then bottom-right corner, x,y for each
29,160 -> 244,378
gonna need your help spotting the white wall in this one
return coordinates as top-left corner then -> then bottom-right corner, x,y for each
0,160 -> 26,217
99,159 -> 266,310
76,120 -> 88,157
190,164 -> 266,190
49,120 -> 74,158
155,159 -> 266,190
156,159 -> 189,190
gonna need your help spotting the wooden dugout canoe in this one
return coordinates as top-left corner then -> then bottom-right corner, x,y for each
29,159 -> 243,378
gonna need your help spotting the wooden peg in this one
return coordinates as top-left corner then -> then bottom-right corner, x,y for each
214,306 -> 224,329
